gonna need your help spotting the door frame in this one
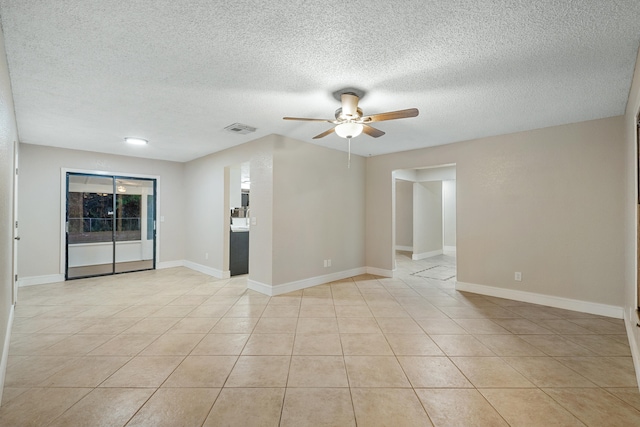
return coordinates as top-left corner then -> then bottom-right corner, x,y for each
60,168 -> 161,277
11,140 -> 18,304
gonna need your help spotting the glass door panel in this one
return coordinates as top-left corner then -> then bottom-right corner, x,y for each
66,173 -> 156,279
66,174 -> 115,279
115,178 -> 155,273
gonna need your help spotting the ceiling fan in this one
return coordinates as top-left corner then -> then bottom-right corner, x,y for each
283,89 -> 419,140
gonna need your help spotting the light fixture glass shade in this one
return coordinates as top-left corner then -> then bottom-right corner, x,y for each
335,122 -> 363,138
124,137 -> 148,145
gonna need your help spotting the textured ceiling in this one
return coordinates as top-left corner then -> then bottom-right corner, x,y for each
0,1 -> 639,162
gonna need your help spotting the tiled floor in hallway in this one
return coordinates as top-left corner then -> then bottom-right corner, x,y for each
1,252 -> 639,426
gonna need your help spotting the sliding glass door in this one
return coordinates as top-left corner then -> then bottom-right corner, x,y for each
66,173 -> 156,279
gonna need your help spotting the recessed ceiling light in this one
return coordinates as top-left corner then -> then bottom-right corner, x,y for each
124,137 -> 148,145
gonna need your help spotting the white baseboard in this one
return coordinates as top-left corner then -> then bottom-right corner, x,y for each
249,267 -> 368,296
157,260 -> 185,269
366,266 -> 394,278
0,304 -> 15,407
395,246 -> 413,252
412,250 -> 443,260
443,246 -> 456,254
183,261 -> 228,279
17,274 -> 65,287
456,281 -> 624,319
623,307 -> 640,389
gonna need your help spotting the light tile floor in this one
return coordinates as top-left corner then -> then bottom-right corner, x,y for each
1,253 -> 640,426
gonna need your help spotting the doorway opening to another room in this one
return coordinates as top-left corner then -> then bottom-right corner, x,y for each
227,162 -> 250,277
393,164 -> 456,281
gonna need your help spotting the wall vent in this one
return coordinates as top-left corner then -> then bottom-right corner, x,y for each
224,123 -> 257,135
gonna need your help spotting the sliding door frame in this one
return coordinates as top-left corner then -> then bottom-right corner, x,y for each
60,168 -> 161,278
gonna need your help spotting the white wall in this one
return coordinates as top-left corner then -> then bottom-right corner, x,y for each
367,116 -> 625,308
443,180 -> 456,249
0,23 -> 19,404
17,144 -> 186,279
623,46 -> 640,385
271,135 -> 365,286
229,165 -> 242,209
412,181 -> 443,258
395,180 -> 413,249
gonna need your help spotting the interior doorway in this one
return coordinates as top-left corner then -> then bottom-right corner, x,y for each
227,162 -> 250,276
65,172 -> 156,279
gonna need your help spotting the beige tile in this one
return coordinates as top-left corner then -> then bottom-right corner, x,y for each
4,355 -> 78,387
292,333 -> 342,355
188,304 -> 231,318
416,389 -> 508,427
122,317 -> 179,334
334,305 -> 373,317
397,356 -> 472,388
166,317 -> 219,333
167,294 -> 210,306
209,317 -> 258,333
100,355 -> 183,387
253,317 -> 298,334
48,387 -> 154,427
300,296 -> 333,306
606,388 -> 640,411
518,334 -> 595,356
344,356 -> 410,387
376,317 -> 425,334
126,387 -> 220,427
39,355 -> 130,387
88,334 -> 158,356
480,389 -> 584,426
225,355 -> 291,387
475,335 -> 546,356
563,334 -> 632,356
544,388 -> 640,425
386,334 -> 444,356
296,317 -> 339,334
340,333 -> 394,355
351,388 -> 432,427
191,333 -> 249,355
112,305 -> 162,318
299,304 -> 336,317
267,295 -> 302,306
8,333 -> 71,356
492,318 -> 554,334
288,356 -> 348,387
163,355 -> 237,387
430,335 -> 495,356
504,356 -> 596,387
242,334 -> 295,355
280,388 -> 355,427
416,318 -> 468,334
224,304 -> 266,318
77,317 -> 139,334
555,356 -> 639,387
41,334 -> 114,356
147,305 -> 195,317
139,333 -> 204,355
567,318 -> 626,334
454,318 -> 511,334
529,318 -> 591,334
261,305 -> 300,317
369,305 -> 411,318
0,387 -> 29,406
0,387 -> 91,427
337,317 -> 382,333
203,388 -> 285,427
451,357 -> 534,388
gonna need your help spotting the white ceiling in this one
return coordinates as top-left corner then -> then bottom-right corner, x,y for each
0,1 -> 639,162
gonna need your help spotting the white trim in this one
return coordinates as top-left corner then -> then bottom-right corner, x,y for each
624,307 -> 640,389
395,245 -> 413,252
456,281 -> 624,319
17,274 -> 65,287
366,266 -> 394,278
249,267 -> 368,296
443,246 -> 456,253
0,304 -> 15,405
157,260 -> 184,269
412,249 -> 443,260
183,260 -> 228,279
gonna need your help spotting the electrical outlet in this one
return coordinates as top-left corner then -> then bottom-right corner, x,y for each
515,272 -> 522,281
323,260 -> 328,267
328,259 -> 331,267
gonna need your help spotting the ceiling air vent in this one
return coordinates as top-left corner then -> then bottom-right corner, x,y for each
224,123 -> 257,135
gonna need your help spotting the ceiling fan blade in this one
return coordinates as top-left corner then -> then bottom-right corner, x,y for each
312,127 -> 336,139
362,124 -> 385,138
361,108 -> 419,123
283,117 -> 336,123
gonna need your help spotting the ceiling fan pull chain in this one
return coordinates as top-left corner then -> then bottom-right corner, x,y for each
348,137 -> 351,169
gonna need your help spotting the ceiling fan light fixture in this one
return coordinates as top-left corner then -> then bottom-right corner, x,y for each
335,122 -> 363,139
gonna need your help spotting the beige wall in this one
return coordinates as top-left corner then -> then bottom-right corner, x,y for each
0,24 -> 18,403
623,46 -> 640,379
17,144 -> 186,278
413,181 -> 443,256
367,116 -> 625,306
271,135 -> 366,284
443,180 -> 456,248
395,180 -> 413,248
